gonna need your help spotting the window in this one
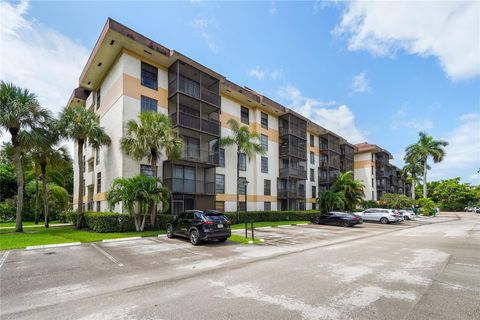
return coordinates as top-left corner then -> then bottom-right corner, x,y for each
264,179 -> 271,195
219,148 -> 225,167
261,156 -> 268,173
241,106 -> 249,124
141,95 -> 157,113
215,174 -> 225,194
312,186 -> 317,198
261,112 -> 268,129
371,166 -> 374,175
96,88 -> 101,110
239,153 -> 247,171
96,172 -> 101,193
215,201 -> 225,212
310,152 -> 315,165
261,134 -> 268,151
238,177 -> 247,195
372,191 -> 375,200
239,201 -> 246,212
96,201 -> 101,212
310,168 -> 315,182
372,178 -> 374,187
141,61 -> 157,90
95,149 -> 100,166
310,134 -> 314,147
140,164 -> 153,177
264,202 -> 271,211
83,156 -> 86,172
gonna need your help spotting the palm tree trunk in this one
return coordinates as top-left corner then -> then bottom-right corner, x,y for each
76,140 -> 85,229
423,161 -> 428,198
41,164 -> 49,228
11,129 -> 23,233
34,168 -> 39,224
149,150 -> 158,228
236,151 -> 240,224
411,179 -> 415,201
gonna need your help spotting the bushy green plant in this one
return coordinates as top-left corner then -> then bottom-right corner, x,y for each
0,198 -> 16,222
417,198 -> 436,216
380,193 -> 414,209
84,211 -> 134,233
360,200 -> 377,209
57,210 -> 77,224
222,210 -> 320,224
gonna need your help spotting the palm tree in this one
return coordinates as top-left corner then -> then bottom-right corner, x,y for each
219,119 -> 266,222
57,105 -> 111,229
30,126 -> 71,228
317,190 -> 346,214
331,171 -> 365,211
404,132 -> 448,198
107,175 -> 170,232
402,160 -> 425,201
0,82 -> 50,232
120,111 -> 182,226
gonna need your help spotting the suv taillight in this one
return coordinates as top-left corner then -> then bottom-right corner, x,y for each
203,220 -> 214,225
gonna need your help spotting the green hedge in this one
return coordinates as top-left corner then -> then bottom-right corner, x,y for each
223,210 -> 320,224
58,210 -> 77,225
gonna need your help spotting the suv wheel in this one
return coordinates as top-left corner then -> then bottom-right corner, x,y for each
190,230 -> 201,245
166,225 -> 174,238
404,216 -> 410,220
341,221 -> 350,228
380,217 -> 388,224
218,237 -> 228,242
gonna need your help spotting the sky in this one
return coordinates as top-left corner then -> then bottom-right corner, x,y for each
0,0 -> 479,184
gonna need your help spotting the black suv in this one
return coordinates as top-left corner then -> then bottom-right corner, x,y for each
166,210 -> 231,245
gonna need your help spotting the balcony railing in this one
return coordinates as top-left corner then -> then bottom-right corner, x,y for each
180,148 -> 219,165
279,145 -> 307,159
277,188 -> 306,199
319,158 -> 341,169
279,167 -> 307,179
164,178 -> 215,195
318,176 -> 329,183
169,77 -> 220,107
170,112 -> 220,136
279,126 -> 307,139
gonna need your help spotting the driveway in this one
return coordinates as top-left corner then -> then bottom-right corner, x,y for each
1,212 -> 479,320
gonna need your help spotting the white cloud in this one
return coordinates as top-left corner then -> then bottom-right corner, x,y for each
351,72 -> 370,93
270,68 -> 283,81
391,106 -> 433,131
248,66 -> 283,81
191,18 -> 219,54
334,1 -> 480,81
0,0 -> 89,114
268,1 -> 277,15
278,84 -> 366,143
248,66 -> 266,80
429,113 -> 480,183
403,120 -> 433,131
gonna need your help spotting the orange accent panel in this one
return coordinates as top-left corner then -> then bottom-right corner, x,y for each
354,160 -> 374,169
123,74 -> 168,108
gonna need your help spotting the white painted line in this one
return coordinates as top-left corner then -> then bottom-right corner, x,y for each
102,237 -> 141,243
277,225 -> 293,228
454,262 -> 480,268
91,243 -> 123,267
256,227 -> 272,230
26,242 -> 81,250
158,234 -> 167,238
296,223 -> 309,225
259,239 -> 265,242
248,240 -> 253,244
0,251 -> 10,268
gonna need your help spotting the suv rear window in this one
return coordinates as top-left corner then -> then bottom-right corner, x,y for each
204,213 -> 228,222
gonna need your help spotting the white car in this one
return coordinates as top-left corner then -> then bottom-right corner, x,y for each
358,208 -> 401,224
399,209 -> 416,220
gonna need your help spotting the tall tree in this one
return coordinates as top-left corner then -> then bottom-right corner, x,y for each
331,171 -> 365,211
219,119 -> 266,222
317,190 -> 346,214
402,160 -> 425,201
0,82 -> 50,232
57,105 -> 111,229
120,111 -> 182,226
404,132 -> 448,198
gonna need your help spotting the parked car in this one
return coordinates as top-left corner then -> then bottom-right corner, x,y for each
310,212 -> 363,227
399,209 -> 416,220
166,210 -> 231,245
357,208 -> 401,224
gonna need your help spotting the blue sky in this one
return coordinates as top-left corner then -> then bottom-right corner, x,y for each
1,0 -> 479,183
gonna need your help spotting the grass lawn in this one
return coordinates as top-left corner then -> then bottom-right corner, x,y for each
228,234 -> 262,245
231,220 -> 309,230
0,220 -> 62,228
0,226 -> 165,250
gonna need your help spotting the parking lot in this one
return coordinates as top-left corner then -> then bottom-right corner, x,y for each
1,213 -> 479,320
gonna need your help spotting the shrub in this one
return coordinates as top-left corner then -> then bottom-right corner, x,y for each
58,210 -> 77,225
379,193 -> 414,209
0,198 -> 16,222
360,200 -> 377,210
84,211 -> 135,233
417,198 -> 436,216
223,210 -> 320,224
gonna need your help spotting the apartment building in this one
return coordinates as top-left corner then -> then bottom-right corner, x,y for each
67,18 -> 356,214
354,143 -> 410,201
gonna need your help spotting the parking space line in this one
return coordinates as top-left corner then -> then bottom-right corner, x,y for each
0,251 -> 9,269
90,243 -> 123,267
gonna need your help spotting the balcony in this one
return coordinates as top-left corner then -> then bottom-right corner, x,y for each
279,144 -> 307,159
320,135 -> 341,153
279,125 -> 307,139
168,76 -> 220,107
164,178 -> 215,195
341,145 -> 355,160
179,148 -> 219,166
319,158 -> 341,169
277,188 -> 306,199
170,112 -> 220,136
279,167 -> 307,179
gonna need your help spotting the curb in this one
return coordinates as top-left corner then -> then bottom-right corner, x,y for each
158,234 -> 167,238
102,237 -> 142,243
26,242 -> 81,250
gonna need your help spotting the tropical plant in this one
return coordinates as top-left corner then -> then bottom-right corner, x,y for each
120,111 -> 182,225
317,190 -> 346,214
404,132 -> 448,198
379,193 -> 414,209
417,197 -> 436,216
107,175 -> 171,232
360,199 -> 377,210
57,105 -> 111,228
0,81 -> 51,232
0,163 -> 16,200
417,178 -> 477,211
331,171 -> 365,210
25,181 -> 69,221
402,159 -> 425,201
219,119 -> 266,222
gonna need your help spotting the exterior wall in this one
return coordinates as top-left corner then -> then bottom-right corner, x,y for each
354,151 -> 376,201
306,132 -> 319,209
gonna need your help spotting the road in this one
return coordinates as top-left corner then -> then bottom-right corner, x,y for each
1,212 -> 479,320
